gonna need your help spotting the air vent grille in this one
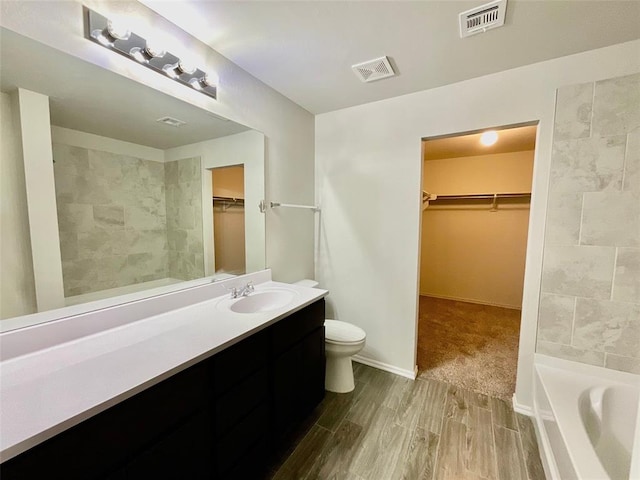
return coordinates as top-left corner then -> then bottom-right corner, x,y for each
352,56 -> 396,83
156,116 -> 186,127
459,0 -> 507,38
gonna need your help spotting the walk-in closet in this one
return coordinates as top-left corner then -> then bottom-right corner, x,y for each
418,124 -> 537,400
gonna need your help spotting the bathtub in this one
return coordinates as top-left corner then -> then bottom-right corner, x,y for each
533,354 -> 640,480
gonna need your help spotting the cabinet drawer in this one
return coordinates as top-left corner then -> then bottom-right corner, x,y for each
271,299 -> 325,355
212,330 -> 268,394
215,367 -> 268,436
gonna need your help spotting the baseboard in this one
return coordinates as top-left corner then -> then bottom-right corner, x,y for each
512,393 -> 533,416
419,293 -> 522,311
352,355 -> 417,380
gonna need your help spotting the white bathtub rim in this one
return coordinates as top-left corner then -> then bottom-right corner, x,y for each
534,354 -> 640,480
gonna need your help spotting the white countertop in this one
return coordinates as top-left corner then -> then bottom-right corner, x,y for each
0,274 -> 327,462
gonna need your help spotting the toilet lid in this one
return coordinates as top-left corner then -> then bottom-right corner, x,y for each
325,320 -> 366,344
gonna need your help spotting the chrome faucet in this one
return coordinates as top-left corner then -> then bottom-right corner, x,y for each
230,281 -> 254,299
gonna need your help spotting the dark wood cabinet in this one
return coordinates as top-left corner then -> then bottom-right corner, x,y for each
1,298 -> 325,480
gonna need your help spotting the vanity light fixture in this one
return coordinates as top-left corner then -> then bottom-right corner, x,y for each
85,7 -> 217,100
480,130 -> 498,146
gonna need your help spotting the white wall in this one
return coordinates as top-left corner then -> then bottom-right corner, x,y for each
0,92 -> 36,319
315,40 -> 640,408
0,0 -> 314,286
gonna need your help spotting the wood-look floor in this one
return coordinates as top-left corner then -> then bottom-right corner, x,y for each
267,363 -> 545,480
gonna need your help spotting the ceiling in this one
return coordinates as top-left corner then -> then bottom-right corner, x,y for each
142,1 -> 640,114
0,28 -> 249,149
424,124 -> 537,160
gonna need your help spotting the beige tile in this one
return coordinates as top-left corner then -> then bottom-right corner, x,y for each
57,203 -> 93,232
537,293 -> 575,344
52,143 -> 89,177
126,229 -> 168,255
541,245 -> 615,299
581,191 -> 640,247
178,156 -> 201,183
592,73 -> 640,136
573,298 -> 640,358
624,131 -> 640,192
87,149 -> 124,181
93,205 -> 125,229
125,205 -> 166,230
58,230 -> 78,262
77,227 -> 127,259
554,82 -> 593,141
536,340 -> 605,367
605,353 -> 640,374
613,248 -> 640,303
164,160 -> 179,184
544,192 -> 582,246
549,136 -> 626,193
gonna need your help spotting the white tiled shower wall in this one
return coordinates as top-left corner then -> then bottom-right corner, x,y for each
537,73 -> 640,374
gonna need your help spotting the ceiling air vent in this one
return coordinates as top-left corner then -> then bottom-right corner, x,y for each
459,0 -> 507,38
352,56 -> 396,83
156,116 -> 186,127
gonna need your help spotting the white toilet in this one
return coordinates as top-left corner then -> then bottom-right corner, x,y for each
324,319 -> 366,393
293,279 -> 366,393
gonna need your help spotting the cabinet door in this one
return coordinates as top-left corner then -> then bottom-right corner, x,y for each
125,410 -> 213,479
272,326 -> 325,441
0,363 -> 210,480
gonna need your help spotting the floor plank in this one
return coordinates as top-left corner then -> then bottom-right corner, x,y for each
467,405 -> 497,479
494,425 -> 528,480
350,405 -> 413,479
490,396 -> 518,431
270,364 -> 544,480
391,426 -> 439,480
516,414 -> 546,480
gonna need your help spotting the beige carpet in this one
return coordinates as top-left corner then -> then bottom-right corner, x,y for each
417,296 -> 521,401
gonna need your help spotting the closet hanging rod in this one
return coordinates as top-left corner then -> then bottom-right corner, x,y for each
270,201 -> 320,212
426,192 -> 531,201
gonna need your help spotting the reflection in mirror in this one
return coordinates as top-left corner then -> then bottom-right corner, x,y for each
212,166 -> 246,275
0,28 -> 265,326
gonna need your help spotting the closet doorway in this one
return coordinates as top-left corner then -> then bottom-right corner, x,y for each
417,123 -> 537,400
211,165 -> 246,275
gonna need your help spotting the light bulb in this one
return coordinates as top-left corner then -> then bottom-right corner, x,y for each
144,41 -> 166,59
189,78 -> 203,90
480,130 -> 498,146
177,60 -> 197,75
106,20 -> 131,41
130,47 -> 146,63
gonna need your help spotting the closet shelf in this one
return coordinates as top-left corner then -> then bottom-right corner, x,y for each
422,191 -> 531,211
424,192 -> 531,201
213,196 -> 245,209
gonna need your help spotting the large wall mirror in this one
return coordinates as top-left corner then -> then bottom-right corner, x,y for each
0,28 -> 266,329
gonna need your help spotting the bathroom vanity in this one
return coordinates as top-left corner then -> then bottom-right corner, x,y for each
0,272 -> 327,479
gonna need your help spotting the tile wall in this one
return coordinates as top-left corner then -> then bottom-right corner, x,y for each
537,73 -> 640,374
165,157 -> 205,280
54,146 -> 204,297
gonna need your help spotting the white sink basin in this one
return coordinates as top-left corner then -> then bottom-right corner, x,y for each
223,289 -> 297,314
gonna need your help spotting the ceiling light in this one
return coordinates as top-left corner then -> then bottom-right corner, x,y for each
85,7 -> 217,100
480,130 -> 498,146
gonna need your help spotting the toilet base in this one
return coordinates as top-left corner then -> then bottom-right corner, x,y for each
325,356 -> 355,393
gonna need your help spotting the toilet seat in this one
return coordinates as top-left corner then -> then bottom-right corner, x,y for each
324,320 -> 366,345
